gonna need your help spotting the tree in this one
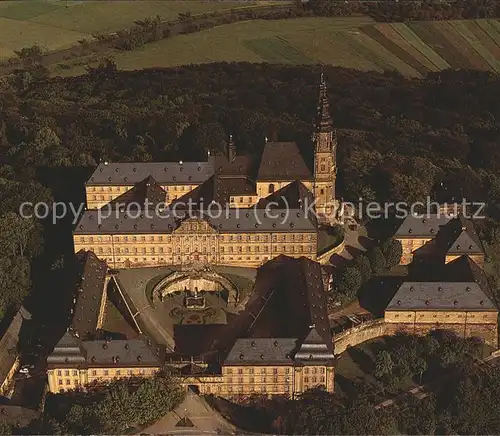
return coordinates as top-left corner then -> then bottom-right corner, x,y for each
374,350 -> 394,379
334,265 -> 362,300
383,239 -> 403,269
353,253 -> 372,282
368,247 -> 386,275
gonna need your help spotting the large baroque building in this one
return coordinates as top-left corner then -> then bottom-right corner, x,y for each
394,210 -> 485,266
47,252 -> 335,396
385,255 -> 498,346
74,75 -> 337,269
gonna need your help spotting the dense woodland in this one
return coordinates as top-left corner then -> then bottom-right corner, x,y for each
2,62 -> 500,321
308,0 -> 500,21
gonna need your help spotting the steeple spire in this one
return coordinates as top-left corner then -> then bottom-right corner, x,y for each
316,72 -> 333,133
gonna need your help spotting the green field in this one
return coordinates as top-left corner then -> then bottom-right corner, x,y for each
54,17 -> 500,78
0,0 -> 281,59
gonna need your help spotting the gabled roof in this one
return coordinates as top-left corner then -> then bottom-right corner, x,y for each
170,175 -> 231,209
47,331 -> 86,367
394,213 -> 453,238
257,142 -> 312,181
440,216 -> 484,255
106,176 -> 167,209
72,251 -> 107,340
214,154 -> 255,179
86,160 -> 215,186
386,282 -> 496,311
256,180 -> 315,210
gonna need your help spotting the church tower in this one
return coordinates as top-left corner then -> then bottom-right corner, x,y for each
313,73 -> 337,223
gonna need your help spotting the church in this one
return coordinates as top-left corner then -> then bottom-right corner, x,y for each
73,75 -> 338,268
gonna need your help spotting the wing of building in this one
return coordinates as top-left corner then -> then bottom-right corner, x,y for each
385,255 -> 498,346
75,75 -> 338,269
46,255 -> 334,398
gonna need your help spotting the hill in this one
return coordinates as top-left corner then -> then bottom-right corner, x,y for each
54,17 -> 500,77
0,0 -> 282,60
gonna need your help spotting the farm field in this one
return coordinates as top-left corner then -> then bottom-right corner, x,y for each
0,0 -> 281,60
55,17 -> 500,78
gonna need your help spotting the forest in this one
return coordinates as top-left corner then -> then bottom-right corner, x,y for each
1,61 -> 500,328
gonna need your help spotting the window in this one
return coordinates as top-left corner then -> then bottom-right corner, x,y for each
268,184 -> 275,194
227,368 -> 233,374
65,370 -> 70,376
238,369 -> 243,374
273,368 -> 278,374
116,370 -> 121,376
58,379 -> 63,385
305,377 -> 309,382
92,370 -> 97,376
104,370 -> 109,376
57,370 -> 62,376
66,379 -> 71,385
72,370 -> 78,376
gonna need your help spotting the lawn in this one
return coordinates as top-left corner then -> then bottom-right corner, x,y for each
56,17 -> 500,78
0,0 -> 280,59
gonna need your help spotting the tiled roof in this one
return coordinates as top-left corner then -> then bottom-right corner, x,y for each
214,155 -> 255,179
225,338 -> 297,365
47,333 -> 164,368
386,282 -> 497,311
440,216 -> 484,255
73,208 -> 317,235
256,180 -> 315,210
71,251 -> 108,340
257,142 -> 312,182
246,256 -> 332,350
47,331 -> 86,366
83,337 -> 164,367
394,214 -> 453,238
86,160 -> 215,186
106,176 -> 167,209
170,175 -> 231,209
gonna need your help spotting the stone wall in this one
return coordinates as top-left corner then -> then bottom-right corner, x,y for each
333,319 -> 387,355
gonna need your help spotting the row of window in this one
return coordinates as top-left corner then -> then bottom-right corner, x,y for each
225,367 -> 326,375
87,185 -> 194,193
79,244 -> 314,257
78,234 -> 314,243
391,313 -> 491,319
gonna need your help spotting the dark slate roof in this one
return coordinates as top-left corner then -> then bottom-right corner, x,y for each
86,160 -> 215,186
71,251 -> 108,340
386,282 -> 497,311
445,255 -> 494,301
47,333 -> 164,368
257,142 -> 312,181
394,214 -> 453,238
107,176 -> 167,209
214,155 -> 255,179
225,338 -> 297,365
294,328 -> 335,362
47,331 -> 86,367
220,177 -> 257,196
0,310 -> 23,386
83,337 -> 164,367
170,175 -> 231,209
439,216 -> 484,255
256,180 -> 315,210
245,256 -> 332,350
73,207 -> 317,235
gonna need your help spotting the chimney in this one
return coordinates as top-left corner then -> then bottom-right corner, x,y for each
228,134 -> 236,162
